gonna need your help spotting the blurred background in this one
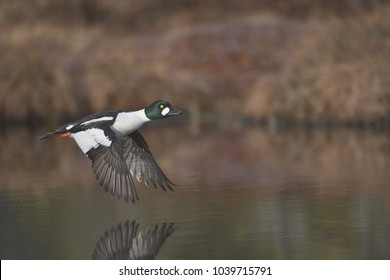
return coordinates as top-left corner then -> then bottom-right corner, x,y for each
0,0 -> 389,125
0,0 -> 390,260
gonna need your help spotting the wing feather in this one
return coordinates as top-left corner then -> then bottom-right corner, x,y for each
87,143 -> 139,203
122,131 -> 175,192
93,220 -> 175,260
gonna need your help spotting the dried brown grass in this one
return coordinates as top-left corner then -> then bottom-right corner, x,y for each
0,15 -> 298,123
0,26 -> 92,122
245,6 -> 390,124
0,1 -> 389,125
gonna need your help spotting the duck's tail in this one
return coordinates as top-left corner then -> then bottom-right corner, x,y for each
39,133 -> 51,140
39,131 -> 70,140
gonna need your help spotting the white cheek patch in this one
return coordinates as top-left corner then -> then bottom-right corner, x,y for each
71,128 -> 112,154
161,107 -> 170,116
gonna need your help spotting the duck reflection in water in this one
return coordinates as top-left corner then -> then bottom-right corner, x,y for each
93,220 -> 175,260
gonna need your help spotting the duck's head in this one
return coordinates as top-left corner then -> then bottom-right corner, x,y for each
145,100 -> 183,120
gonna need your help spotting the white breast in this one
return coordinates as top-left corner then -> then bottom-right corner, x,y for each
111,109 -> 150,136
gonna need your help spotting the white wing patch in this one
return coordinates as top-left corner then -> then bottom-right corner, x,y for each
81,116 -> 114,126
161,107 -> 170,116
66,124 -> 74,130
71,128 -> 112,154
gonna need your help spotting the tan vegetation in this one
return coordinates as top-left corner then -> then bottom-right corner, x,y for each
0,0 -> 389,125
245,6 -> 390,125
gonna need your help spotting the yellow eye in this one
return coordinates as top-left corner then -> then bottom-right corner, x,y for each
160,104 -> 165,109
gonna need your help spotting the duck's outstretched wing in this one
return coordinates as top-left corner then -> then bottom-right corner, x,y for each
93,220 -> 139,260
41,121 -> 174,202
87,142 -> 139,203
122,131 -> 175,192
129,222 -> 175,260
92,220 -> 175,260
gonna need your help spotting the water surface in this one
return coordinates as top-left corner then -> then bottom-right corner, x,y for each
0,123 -> 389,259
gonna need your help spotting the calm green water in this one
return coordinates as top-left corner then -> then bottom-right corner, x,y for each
0,123 -> 389,259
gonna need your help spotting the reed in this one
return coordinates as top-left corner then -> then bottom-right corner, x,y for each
0,0 -> 388,125
245,6 -> 390,125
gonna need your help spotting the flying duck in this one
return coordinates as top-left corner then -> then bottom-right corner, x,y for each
41,100 -> 183,203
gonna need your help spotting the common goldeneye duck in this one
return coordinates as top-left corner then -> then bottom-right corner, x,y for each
41,100 -> 183,203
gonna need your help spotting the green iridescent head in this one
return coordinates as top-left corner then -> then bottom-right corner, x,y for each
145,100 -> 183,120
